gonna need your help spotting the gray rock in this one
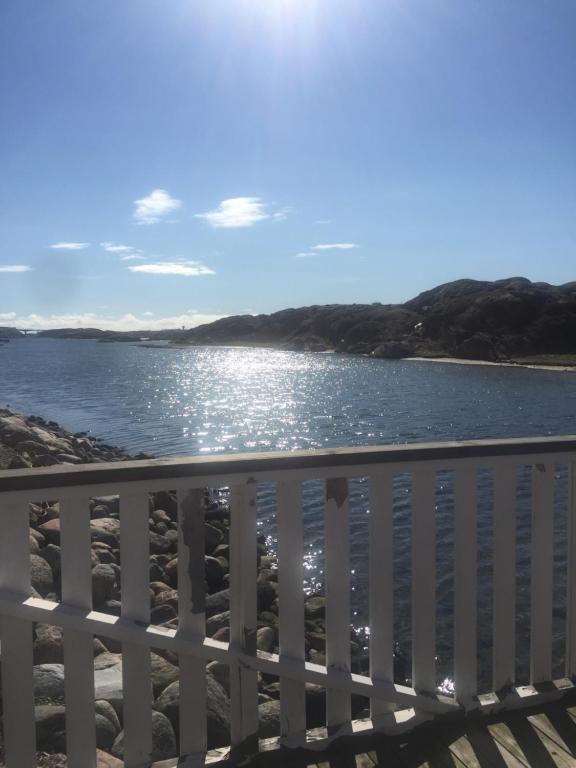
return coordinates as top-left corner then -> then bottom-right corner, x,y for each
92,563 -> 117,606
150,652 -> 179,697
206,589 -> 230,617
34,663 -> 65,701
38,543 -> 61,577
256,626 -> 275,653
206,610 -> 230,636
35,703 -> 66,749
258,699 -> 280,738
112,711 -> 177,762
205,556 -> 225,590
150,531 -> 171,554
93,657 -> 124,712
32,453 -> 61,467
96,712 -> 118,751
95,699 -> 122,735
91,496 -> 120,516
155,673 -> 230,749
205,523 -> 224,553
56,453 -> 83,464
305,596 -> 326,619
30,554 -> 54,597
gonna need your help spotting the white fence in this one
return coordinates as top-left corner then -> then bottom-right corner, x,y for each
1,436 -> 576,767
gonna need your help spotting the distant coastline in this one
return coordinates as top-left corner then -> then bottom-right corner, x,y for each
5,276 -> 576,369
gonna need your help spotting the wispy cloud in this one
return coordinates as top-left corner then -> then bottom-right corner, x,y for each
101,242 -> 134,253
120,253 -> 146,261
295,252 -> 316,258
0,311 -> 226,332
0,312 -> 17,320
195,197 -> 286,228
312,243 -> 360,251
0,265 -> 33,273
49,242 -> 89,250
128,261 -> 215,277
134,189 -> 181,225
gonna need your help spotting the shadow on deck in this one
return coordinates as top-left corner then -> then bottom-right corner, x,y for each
236,694 -> 576,768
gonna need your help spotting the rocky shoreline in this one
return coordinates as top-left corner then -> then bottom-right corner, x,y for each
0,410 -> 374,767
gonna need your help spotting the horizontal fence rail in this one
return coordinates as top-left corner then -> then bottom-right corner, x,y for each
0,436 -> 575,767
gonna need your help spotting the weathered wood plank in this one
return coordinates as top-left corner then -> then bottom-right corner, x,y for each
325,477 -> 352,730
493,465 -> 517,693
277,479 -> 306,746
178,488 -> 208,759
567,461 -> 576,679
0,495 -> 36,768
3,436 -> 576,494
229,481 -> 259,755
369,471 -> 394,718
531,463 -> 554,684
120,491 -> 153,768
60,493 -> 96,768
454,466 -> 477,705
412,469 -> 436,694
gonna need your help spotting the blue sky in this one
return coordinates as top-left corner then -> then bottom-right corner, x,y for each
1,0 -> 575,330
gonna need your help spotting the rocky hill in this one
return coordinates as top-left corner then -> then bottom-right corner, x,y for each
181,277 -> 576,361
35,278 -> 576,362
0,326 -> 23,338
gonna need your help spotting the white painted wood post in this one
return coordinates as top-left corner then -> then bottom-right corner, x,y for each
411,468 -> 436,694
325,477 -> 351,731
120,491 -> 153,768
177,488 -> 207,764
493,464 -> 517,693
277,479 -> 306,746
229,481 -> 259,756
454,466 -> 477,705
369,471 -> 394,720
530,463 -> 554,684
567,460 -> 576,678
0,493 -> 36,768
60,493 -> 96,768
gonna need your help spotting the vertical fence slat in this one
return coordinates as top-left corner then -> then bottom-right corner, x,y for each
277,479 -> 306,745
325,477 -> 351,731
60,493 -> 96,768
178,488 -> 207,761
493,464 -> 517,693
369,471 -> 394,720
0,494 -> 36,768
120,491 -> 153,768
567,461 -> 576,678
230,481 -> 259,755
454,466 -> 477,704
412,468 -> 436,694
530,463 -> 554,684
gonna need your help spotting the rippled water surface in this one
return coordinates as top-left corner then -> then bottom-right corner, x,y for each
2,339 -> 576,689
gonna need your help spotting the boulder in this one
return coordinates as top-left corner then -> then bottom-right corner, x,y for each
206,589 -> 230,617
30,554 -> 54,596
112,711 -> 177,762
35,704 -> 66,750
92,564 -> 117,606
34,663 -> 65,702
150,652 -> 179,697
205,523 -> 224,553
154,673 -> 230,749
256,626 -> 275,653
205,555 -> 225,590
258,699 -> 280,738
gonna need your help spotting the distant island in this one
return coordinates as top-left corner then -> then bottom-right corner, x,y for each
8,277 -> 576,365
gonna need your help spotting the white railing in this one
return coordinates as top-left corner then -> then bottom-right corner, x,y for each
1,436 -> 576,767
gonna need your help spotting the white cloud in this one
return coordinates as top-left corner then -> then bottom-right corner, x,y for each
0,312 -> 17,321
49,242 -> 89,250
312,243 -> 360,251
1,312 -> 226,332
128,261 -> 215,277
143,311 -> 155,317
134,189 -> 181,225
120,254 -> 146,261
195,197 -> 280,228
0,265 -> 33,272
295,252 -> 316,258
101,242 -> 134,253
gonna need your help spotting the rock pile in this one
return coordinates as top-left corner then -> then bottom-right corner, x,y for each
0,411 -> 371,766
